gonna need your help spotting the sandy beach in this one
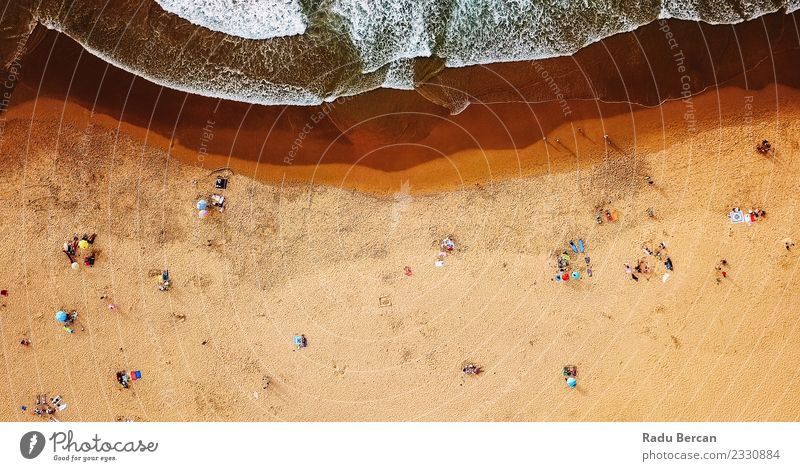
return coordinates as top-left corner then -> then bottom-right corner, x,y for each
1,66 -> 800,420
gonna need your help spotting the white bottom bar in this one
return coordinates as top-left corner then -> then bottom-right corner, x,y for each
1,423 -> 796,470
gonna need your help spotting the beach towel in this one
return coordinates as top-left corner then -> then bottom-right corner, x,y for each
729,210 -> 745,224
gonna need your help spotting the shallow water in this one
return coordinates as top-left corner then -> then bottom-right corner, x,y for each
4,0 -> 799,109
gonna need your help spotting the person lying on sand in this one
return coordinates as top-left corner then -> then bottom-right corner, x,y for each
462,364 -> 482,375
116,371 -> 130,388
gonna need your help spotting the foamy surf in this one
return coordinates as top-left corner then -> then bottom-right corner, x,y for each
154,0 -> 307,39
13,0 -> 800,110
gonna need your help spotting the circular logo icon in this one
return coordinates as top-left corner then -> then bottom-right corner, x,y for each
20,431 -> 46,459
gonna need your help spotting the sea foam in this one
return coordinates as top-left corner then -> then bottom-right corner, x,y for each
154,0 -> 307,39
37,0 -> 800,109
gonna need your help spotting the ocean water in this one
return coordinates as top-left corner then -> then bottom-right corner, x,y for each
19,0 -> 800,109
155,0 -> 800,65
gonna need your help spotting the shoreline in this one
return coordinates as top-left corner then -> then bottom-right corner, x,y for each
1,8 -> 797,195
3,77 -> 794,196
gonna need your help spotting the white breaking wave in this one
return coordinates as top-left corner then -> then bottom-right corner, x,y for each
381,59 -> 417,90
440,0 -> 800,67
157,0 -> 800,68
41,23 -> 325,106
330,0 -> 444,73
42,0 -> 800,109
154,0 -> 307,39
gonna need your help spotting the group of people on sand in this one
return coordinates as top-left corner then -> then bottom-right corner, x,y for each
62,233 -> 97,268
625,241 -> 673,282
729,206 -> 765,225
116,370 -> 142,389
463,362 -> 577,389
594,205 -> 619,225
435,237 -> 456,267
714,259 -> 730,283
554,238 -> 591,282
28,393 -> 66,417
55,309 -> 80,334
158,270 -> 171,291
196,176 -> 229,219
756,139 -> 772,155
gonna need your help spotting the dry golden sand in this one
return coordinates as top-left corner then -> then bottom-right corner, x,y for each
1,84 -> 799,421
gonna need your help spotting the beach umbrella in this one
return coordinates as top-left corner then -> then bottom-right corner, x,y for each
77,239 -> 89,250
196,199 -> 208,211
55,310 -> 68,323
571,271 -> 580,280
561,273 -> 569,281
71,262 -> 79,270
566,377 -> 577,388
554,274 -> 562,282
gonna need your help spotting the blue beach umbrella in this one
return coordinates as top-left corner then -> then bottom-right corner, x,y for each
196,199 -> 208,211
55,310 -> 68,323
566,377 -> 577,388
571,271 -> 580,280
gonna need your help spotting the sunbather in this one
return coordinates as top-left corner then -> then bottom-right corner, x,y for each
462,364 -> 482,375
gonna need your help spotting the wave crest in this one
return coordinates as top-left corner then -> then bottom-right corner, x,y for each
9,0 -> 800,109
154,0 -> 307,39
